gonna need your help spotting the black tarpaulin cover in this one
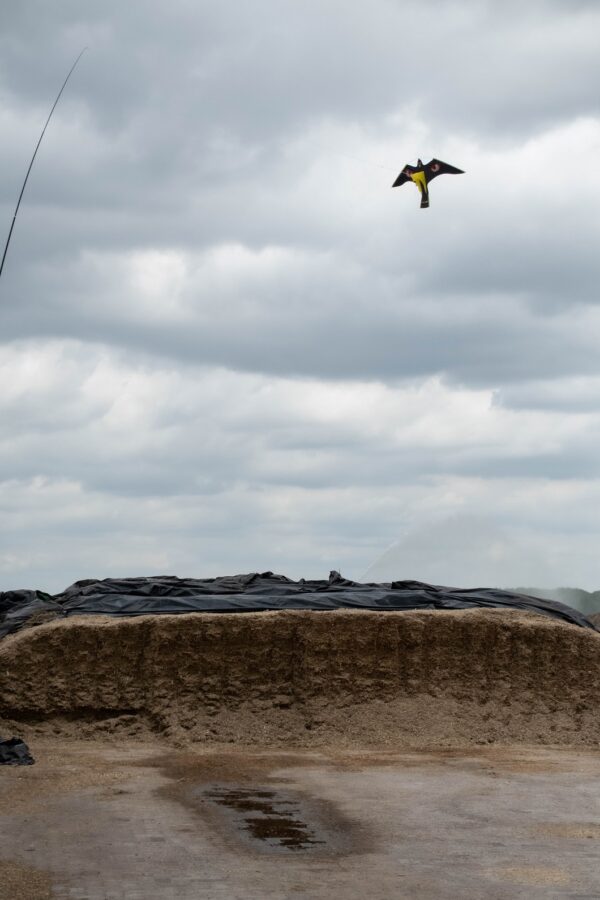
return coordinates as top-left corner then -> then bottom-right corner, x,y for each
0,571 -> 596,639
0,589 -> 63,640
0,737 -> 35,766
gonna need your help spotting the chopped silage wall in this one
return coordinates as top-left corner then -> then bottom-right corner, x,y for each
2,608 -> 599,748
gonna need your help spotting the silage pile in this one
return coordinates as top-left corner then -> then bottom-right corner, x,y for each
1,607 -> 600,748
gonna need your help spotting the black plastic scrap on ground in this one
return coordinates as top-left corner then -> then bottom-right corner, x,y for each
0,737 -> 34,766
0,571 -> 596,640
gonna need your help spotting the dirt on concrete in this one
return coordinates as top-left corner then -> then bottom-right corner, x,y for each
1,608 -> 600,748
0,860 -> 53,900
3,742 -> 600,898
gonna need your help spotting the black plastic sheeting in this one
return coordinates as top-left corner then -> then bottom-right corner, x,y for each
0,737 -> 35,766
0,589 -> 63,640
1,572 -> 596,639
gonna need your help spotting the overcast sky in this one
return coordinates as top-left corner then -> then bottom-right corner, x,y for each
1,0 -> 600,592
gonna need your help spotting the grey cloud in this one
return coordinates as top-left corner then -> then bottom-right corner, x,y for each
2,1 -> 600,591
4,250 -> 598,389
495,378 -> 600,412
2,2 -> 598,181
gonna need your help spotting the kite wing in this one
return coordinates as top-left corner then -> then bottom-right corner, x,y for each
391,165 -> 416,188
423,159 -> 464,182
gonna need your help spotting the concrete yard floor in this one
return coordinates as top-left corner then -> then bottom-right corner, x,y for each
1,741 -> 600,899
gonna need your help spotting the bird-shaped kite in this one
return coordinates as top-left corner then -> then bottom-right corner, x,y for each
392,158 -> 464,208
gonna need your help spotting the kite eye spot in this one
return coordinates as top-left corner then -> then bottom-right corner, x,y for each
431,163 -> 440,172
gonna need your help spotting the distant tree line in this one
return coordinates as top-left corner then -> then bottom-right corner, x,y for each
514,588 -> 600,615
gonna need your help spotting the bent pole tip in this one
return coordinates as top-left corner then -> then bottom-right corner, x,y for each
0,47 -> 88,284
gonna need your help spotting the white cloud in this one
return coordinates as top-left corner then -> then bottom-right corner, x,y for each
1,1 -> 600,593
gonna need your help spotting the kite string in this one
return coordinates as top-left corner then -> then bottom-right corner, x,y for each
0,47 -> 87,283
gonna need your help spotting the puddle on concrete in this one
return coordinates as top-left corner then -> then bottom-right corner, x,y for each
205,787 -> 325,851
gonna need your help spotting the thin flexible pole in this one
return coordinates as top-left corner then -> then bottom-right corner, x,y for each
0,47 -> 87,282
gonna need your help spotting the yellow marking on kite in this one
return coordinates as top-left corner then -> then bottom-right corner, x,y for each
410,171 -> 427,194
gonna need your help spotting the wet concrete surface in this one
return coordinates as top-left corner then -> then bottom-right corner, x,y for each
1,742 -> 600,898
201,786 -> 327,851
